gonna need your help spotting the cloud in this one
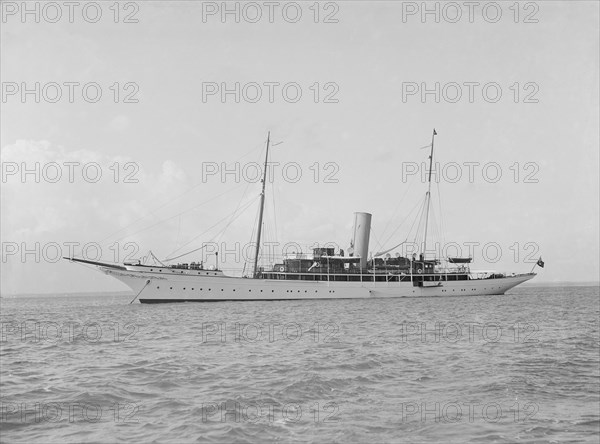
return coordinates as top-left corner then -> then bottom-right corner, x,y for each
1,139 -> 191,294
108,115 -> 131,132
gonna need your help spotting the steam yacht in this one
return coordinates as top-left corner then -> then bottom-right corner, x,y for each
65,130 -> 539,303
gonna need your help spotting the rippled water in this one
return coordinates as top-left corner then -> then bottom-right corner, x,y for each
1,286 -> 598,443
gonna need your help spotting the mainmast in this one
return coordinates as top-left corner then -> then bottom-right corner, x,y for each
253,132 -> 270,278
422,128 -> 437,260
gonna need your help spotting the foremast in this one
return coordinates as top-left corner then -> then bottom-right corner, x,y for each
422,128 -> 437,260
252,132 -> 271,278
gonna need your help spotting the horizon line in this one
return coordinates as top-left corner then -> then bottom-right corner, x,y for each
1,281 -> 599,298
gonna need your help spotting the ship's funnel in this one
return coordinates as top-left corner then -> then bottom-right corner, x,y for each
351,212 -> 372,269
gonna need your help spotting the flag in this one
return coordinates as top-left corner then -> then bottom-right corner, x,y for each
433,129 -> 437,135
536,257 -> 545,268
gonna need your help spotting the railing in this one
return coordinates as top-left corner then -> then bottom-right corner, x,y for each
435,265 -> 470,274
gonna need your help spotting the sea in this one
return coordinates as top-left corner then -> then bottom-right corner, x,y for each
0,286 -> 598,443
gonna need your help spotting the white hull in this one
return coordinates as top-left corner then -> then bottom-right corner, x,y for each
99,265 -> 536,303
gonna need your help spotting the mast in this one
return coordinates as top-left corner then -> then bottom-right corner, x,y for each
253,132 -> 270,278
422,128 -> 437,261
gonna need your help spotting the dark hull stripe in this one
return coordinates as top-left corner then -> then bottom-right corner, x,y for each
138,293 -> 505,304
139,298 -> 354,303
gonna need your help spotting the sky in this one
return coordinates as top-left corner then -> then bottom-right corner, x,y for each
1,0 -> 599,294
